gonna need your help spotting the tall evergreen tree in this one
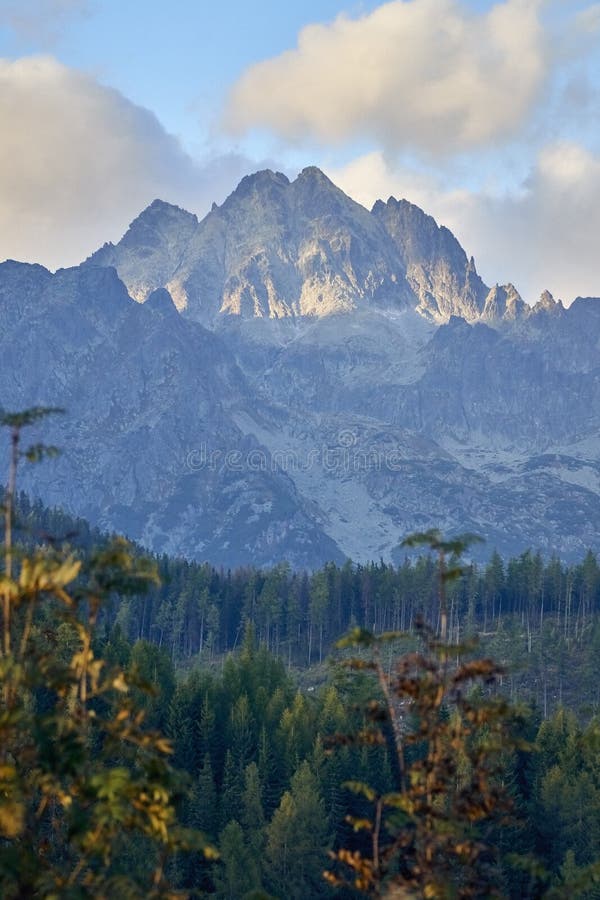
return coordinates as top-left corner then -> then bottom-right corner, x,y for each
220,749 -> 243,831
216,820 -> 261,900
264,761 -> 331,899
242,761 -> 266,858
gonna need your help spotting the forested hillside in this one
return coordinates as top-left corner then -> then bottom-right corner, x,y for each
15,491 -> 600,715
108,625 -> 600,898
9,490 -> 600,896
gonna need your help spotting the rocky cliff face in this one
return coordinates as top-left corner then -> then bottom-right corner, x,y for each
371,197 -> 489,322
88,200 -> 199,307
87,167 -> 491,326
2,167 -> 599,565
0,260 -> 342,568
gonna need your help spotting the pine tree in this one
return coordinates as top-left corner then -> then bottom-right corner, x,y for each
264,761 -> 331,899
279,691 -> 315,774
177,753 -> 219,892
258,724 -> 283,816
309,570 -> 329,664
215,820 -> 261,900
311,736 -> 345,836
191,753 -> 218,840
242,761 -> 266,858
220,749 -> 243,831
229,692 -> 255,773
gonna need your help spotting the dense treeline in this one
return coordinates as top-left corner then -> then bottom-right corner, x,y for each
10,491 -> 600,896
117,546 -> 600,668
14,492 -> 600,713
98,623 -> 600,898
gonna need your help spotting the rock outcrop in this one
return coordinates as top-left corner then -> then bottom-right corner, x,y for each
0,168 -> 598,565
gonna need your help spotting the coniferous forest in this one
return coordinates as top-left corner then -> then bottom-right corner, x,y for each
1,415 -> 600,897
5,483 -> 600,897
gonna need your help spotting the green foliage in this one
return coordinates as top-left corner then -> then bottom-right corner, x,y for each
264,761 -> 331,899
9,420 -> 600,896
0,409 -> 214,898
241,762 -> 266,856
215,820 -> 261,899
327,533 -> 523,899
0,406 -> 64,429
13,488 -> 600,723
527,711 -> 600,897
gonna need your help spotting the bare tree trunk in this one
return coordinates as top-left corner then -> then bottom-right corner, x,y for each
2,427 -> 19,657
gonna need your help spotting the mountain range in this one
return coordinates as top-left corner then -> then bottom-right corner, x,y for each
1,166 -> 598,566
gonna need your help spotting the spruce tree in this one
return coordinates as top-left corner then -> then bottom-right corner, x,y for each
192,753 -> 218,840
215,820 -> 260,900
264,761 -> 331,899
241,761 -> 266,858
220,749 -> 243,831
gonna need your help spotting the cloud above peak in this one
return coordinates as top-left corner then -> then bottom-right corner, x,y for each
0,56 -> 257,270
327,142 -> 600,304
224,0 -> 548,155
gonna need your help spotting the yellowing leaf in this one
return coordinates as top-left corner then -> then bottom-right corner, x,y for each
0,576 -> 19,599
19,556 -> 81,592
112,673 -> 129,693
0,801 -> 25,838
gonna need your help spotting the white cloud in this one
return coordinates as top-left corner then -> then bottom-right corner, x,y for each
327,145 -> 600,304
224,0 -> 548,155
0,56 -> 255,270
325,151 -> 471,217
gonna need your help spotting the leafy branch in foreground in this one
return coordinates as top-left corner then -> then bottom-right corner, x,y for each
326,532 -> 524,899
0,408 -> 216,898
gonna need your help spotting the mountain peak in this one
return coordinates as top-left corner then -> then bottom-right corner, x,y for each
568,296 -> 600,320
226,167 -> 341,204
481,283 -> 526,322
83,198 -> 199,304
372,195 -> 489,322
126,198 -> 198,233
0,259 -> 51,278
372,195 -> 435,222
233,169 -> 290,196
146,198 -> 176,213
81,165 -> 497,326
296,165 -> 332,183
532,289 -> 563,314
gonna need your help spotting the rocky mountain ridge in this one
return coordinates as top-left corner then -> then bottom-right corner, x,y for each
0,167 -> 598,566
89,166 -> 552,327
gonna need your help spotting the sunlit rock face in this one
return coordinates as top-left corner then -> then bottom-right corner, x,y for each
371,196 -> 489,323
89,167 -> 427,325
2,168 -> 599,566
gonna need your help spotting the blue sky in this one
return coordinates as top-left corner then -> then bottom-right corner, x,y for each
0,2 -> 386,157
1,0 -> 600,303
